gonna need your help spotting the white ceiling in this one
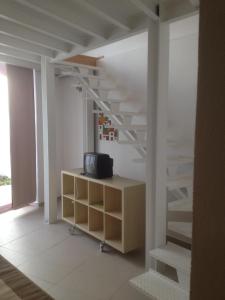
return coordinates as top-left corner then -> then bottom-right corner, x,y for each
0,0 -> 199,69
170,14 -> 199,40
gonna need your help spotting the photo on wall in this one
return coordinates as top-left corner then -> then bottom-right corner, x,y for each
98,113 -> 118,141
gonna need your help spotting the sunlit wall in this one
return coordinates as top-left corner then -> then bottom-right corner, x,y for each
0,63 -> 11,178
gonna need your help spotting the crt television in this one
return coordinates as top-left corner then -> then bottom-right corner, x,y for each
83,152 -> 113,179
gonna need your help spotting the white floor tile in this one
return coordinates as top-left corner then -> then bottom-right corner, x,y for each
57,252 -> 144,300
4,223 -> 70,256
110,282 -> 150,300
25,274 -> 55,294
48,286 -> 101,300
37,234 -> 99,269
18,257 -> 74,284
0,246 -> 29,267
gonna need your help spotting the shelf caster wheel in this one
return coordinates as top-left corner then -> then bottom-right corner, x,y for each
69,226 -> 81,236
100,241 -> 105,252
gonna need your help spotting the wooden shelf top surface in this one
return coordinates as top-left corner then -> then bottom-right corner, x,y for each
75,198 -> 89,206
105,211 -> 122,220
63,194 -> 75,201
63,216 -> 74,225
89,203 -> 104,212
62,168 -> 145,189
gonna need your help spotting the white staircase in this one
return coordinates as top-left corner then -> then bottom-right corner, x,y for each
130,147 -> 193,299
166,141 -> 194,245
55,61 -> 147,161
56,61 -> 194,300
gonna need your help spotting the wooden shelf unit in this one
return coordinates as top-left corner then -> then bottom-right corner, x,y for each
61,169 -> 145,253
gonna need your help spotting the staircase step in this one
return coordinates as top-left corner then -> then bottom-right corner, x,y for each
118,140 -> 146,146
89,84 -> 116,89
57,71 -> 106,80
167,222 -> 192,244
150,242 -> 191,273
92,109 -> 142,116
167,156 -> 193,166
55,61 -> 101,71
130,269 -> 189,300
89,97 -> 123,103
113,124 -> 147,131
168,199 -> 192,212
167,175 -> 193,191
168,199 -> 193,222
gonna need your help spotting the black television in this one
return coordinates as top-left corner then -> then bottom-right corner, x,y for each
83,152 -> 113,179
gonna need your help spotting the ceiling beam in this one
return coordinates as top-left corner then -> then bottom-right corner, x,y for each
52,18 -> 149,62
0,44 -> 41,63
0,18 -> 71,53
0,54 -> 40,70
15,0 -> 107,41
0,0 -> 85,47
160,0 -> 199,22
130,0 -> 159,21
0,33 -> 55,58
74,0 -> 131,31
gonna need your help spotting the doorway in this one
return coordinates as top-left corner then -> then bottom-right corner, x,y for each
0,64 -> 12,213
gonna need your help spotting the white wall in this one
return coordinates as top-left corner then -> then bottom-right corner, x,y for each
85,32 -> 148,181
168,15 -> 199,157
55,77 -> 84,195
0,63 -> 11,178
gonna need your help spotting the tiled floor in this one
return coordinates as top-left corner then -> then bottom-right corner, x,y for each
0,205 -> 149,300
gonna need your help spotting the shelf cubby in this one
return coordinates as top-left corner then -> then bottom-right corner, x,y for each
89,181 -> 104,211
62,174 -> 75,200
75,202 -> 88,231
62,196 -> 75,225
89,208 -> 104,240
105,187 -> 122,220
105,214 -> 122,251
75,177 -> 88,205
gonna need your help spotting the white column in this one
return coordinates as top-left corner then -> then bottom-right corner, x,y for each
146,20 -> 159,268
41,56 -> 57,223
82,90 -> 95,153
155,23 -> 170,247
145,21 -> 170,267
33,70 -> 44,205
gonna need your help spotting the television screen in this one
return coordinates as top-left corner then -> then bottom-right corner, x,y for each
85,154 -> 96,175
83,152 -> 113,179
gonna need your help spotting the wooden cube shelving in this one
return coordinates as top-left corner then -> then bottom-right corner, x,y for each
61,169 -> 145,253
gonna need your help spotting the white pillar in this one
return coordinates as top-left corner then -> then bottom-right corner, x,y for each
41,56 -> 57,223
33,70 -> 44,205
82,90 -> 95,153
146,20 -> 159,268
155,23 -> 170,248
146,21 -> 170,267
